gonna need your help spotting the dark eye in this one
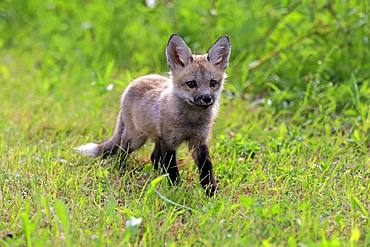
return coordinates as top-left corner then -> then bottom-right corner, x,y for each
210,79 -> 218,87
186,80 -> 197,88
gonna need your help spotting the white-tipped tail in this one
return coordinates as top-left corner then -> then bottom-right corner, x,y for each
74,143 -> 100,157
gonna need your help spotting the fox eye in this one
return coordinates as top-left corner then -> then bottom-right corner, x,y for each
210,79 -> 218,87
186,80 -> 197,88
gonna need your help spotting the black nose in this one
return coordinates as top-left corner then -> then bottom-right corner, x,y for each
202,95 -> 212,104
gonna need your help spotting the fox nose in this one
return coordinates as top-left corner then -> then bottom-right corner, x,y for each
201,95 -> 213,104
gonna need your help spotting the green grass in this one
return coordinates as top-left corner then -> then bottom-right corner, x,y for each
1,0 -> 369,246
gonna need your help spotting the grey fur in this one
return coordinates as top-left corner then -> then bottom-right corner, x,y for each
75,34 -> 231,196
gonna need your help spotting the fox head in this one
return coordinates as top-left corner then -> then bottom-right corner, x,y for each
166,34 -> 231,108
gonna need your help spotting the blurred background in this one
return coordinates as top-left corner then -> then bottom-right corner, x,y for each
1,0 -> 369,151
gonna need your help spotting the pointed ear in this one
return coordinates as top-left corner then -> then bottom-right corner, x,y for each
207,36 -> 231,70
166,34 -> 193,71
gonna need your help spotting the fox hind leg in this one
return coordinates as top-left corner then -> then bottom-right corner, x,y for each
116,128 -> 147,168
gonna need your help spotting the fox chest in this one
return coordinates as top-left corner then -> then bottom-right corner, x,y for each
161,117 -> 210,148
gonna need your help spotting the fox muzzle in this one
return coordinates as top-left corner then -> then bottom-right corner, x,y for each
192,94 -> 214,107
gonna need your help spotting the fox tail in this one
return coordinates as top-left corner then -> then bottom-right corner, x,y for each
75,111 -> 124,157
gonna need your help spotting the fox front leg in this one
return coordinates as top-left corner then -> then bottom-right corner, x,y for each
189,141 -> 217,196
151,140 -> 161,170
154,138 -> 180,184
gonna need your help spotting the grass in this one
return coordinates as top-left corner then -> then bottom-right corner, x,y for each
0,0 -> 369,246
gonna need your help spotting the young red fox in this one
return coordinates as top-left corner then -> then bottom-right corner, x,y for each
76,34 -> 231,196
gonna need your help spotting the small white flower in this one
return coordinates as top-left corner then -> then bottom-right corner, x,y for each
106,83 -> 114,91
126,217 -> 142,228
145,0 -> 156,8
81,21 -> 92,30
59,159 -> 68,164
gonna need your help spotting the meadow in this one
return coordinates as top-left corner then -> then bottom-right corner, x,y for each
0,0 -> 369,246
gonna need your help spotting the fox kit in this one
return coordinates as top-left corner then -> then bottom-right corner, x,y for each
76,34 -> 231,196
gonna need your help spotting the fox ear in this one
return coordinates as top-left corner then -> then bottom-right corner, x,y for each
166,34 -> 193,71
207,36 -> 231,70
